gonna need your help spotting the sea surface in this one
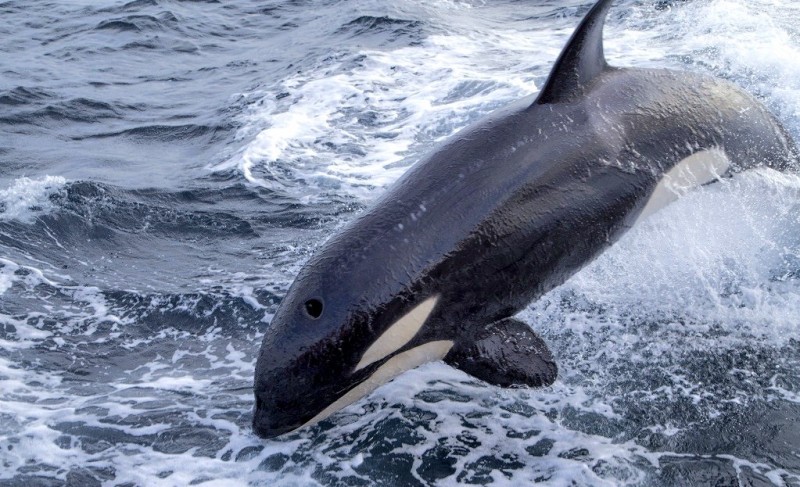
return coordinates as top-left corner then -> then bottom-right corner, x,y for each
1,0 -> 800,485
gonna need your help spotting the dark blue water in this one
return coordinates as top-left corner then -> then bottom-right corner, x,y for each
2,0 -> 800,485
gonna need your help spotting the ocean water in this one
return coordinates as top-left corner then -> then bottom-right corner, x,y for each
1,0 -> 800,485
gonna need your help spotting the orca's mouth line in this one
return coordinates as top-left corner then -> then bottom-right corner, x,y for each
299,340 -> 454,430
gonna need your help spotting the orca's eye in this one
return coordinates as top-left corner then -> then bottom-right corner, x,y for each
304,299 -> 323,319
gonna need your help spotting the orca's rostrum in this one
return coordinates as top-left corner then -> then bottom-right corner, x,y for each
253,0 -> 798,438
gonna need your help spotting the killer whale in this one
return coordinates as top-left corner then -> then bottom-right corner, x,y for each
253,0 -> 798,438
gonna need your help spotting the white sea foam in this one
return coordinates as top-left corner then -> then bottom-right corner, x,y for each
0,175 -> 66,223
622,0 -> 800,133
218,9 -> 566,203
559,169 -> 800,337
224,0 -> 800,209
0,257 -> 18,295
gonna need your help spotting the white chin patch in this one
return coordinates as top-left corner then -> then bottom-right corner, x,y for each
355,295 -> 439,372
634,148 -> 732,225
299,340 -> 454,429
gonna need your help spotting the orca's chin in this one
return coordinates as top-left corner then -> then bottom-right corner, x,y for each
252,421 -> 294,439
252,396 -> 309,439
252,408 -> 303,439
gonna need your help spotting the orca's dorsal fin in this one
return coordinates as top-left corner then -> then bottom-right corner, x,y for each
537,0 -> 615,104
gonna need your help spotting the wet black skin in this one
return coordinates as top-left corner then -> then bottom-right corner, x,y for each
253,0 -> 798,438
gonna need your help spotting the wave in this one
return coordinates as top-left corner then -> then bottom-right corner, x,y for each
94,13 -> 179,33
0,178 -> 255,237
336,15 -> 427,48
72,123 -> 227,142
0,91 -> 152,130
0,86 -> 54,106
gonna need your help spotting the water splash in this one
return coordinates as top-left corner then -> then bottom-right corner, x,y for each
0,176 -> 66,223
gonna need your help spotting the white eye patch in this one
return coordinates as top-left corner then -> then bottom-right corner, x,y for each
355,295 -> 439,372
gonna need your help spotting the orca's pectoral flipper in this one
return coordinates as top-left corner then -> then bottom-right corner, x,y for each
444,318 -> 557,388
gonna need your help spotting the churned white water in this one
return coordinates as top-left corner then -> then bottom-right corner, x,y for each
0,176 -> 66,223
